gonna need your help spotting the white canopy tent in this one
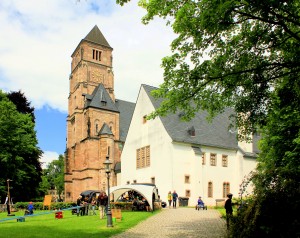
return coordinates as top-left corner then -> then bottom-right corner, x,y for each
108,184 -> 159,211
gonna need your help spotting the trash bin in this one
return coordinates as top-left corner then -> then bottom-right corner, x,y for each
179,197 -> 189,207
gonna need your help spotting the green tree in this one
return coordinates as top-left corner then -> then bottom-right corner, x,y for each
117,1 -> 300,237
0,90 -> 42,202
43,155 -> 65,201
118,0 -> 300,140
7,90 -> 35,123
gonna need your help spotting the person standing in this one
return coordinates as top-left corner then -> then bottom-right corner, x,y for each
167,191 -> 172,208
98,192 -> 108,219
91,197 -> 97,215
172,191 -> 178,208
4,195 -> 10,215
225,193 -> 233,229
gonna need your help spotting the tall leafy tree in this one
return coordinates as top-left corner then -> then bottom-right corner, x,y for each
117,1 -> 300,237
0,90 -> 42,202
43,155 -> 65,201
7,90 -> 35,122
117,0 -> 300,139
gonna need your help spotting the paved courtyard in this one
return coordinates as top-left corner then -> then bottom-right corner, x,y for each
112,207 -> 227,238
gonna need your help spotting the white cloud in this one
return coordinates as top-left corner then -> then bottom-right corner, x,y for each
40,151 -> 59,169
0,0 -> 175,112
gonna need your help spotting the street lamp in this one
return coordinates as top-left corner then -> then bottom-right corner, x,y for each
103,155 -> 113,227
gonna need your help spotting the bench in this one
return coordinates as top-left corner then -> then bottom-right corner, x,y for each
17,217 -> 25,222
111,209 -> 122,221
215,199 -> 225,207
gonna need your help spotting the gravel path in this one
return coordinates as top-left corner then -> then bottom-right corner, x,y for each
111,207 -> 227,238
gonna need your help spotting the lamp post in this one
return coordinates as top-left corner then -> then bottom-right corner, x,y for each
103,155 -> 113,227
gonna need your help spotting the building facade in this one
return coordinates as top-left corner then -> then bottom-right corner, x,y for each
120,85 -> 258,206
64,26 -> 134,202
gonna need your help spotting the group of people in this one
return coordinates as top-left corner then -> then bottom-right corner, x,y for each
167,190 -> 178,208
132,196 -> 150,211
76,194 -> 99,216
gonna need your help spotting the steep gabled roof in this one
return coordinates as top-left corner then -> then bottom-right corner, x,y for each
141,84 -> 238,150
115,99 -> 135,142
84,25 -> 111,48
83,84 -> 119,112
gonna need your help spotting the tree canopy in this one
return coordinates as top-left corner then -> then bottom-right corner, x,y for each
117,1 -> 300,236
118,0 -> 300,140
41,155 -> 64,201
0,90 -> 42,202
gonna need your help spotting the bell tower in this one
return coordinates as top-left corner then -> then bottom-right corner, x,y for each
65,26 -> 120,202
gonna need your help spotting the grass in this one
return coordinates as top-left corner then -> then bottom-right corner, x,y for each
0,209 -> 157,238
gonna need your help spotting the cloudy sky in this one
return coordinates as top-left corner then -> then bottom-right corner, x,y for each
0,0 -> 175,167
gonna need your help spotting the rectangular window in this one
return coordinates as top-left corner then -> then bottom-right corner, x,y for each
208,182 -> 213,198
151,177 -> 155,185
92,49 -> 102,61
185,175 -> 190,184
222,155 -> 228,167
136,145 -> 150,169
202,153 -> 206,165
210,153 -> 217,166
133,180 -> 137,184
223,182 -> 230,198
185,190 -> 191,197
146,146 -> 150,167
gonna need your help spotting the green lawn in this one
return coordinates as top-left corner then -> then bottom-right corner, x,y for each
0,209 -> 157,238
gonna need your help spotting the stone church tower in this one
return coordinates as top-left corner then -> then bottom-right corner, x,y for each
64,26 -> 134,202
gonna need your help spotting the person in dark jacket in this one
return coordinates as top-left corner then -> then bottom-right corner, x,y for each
98,192 -> 108,219
225,193 -> 233,229
172,191 -> 178,208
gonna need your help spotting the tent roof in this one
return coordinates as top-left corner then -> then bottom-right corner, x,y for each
109,184 -> 159,211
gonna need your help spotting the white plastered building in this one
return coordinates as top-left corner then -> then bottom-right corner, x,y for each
120,84 -> 258,206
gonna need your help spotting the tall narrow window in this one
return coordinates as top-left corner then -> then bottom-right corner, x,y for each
151,177 -> 155,185
208,182 -> 213,197
210,153 -> 217,166
185,175 -> 190,184
222,155 -> 228,167
202,153 -> 206,165
223,182 -> 230,198
185,190 -> 191,197
146,146 -> 150,166
136,149 -> 141,168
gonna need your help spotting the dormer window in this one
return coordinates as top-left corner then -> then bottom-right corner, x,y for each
92,49 -> 102,61
188,126 -> 196,136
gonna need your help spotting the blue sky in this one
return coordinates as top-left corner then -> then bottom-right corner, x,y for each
0,0 -> 175,167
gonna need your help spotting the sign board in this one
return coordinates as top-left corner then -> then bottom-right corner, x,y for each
43,195 -> 52,210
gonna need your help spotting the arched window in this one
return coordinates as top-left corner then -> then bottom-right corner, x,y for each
223,182 -> 230,198
208,182 -> 213,198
